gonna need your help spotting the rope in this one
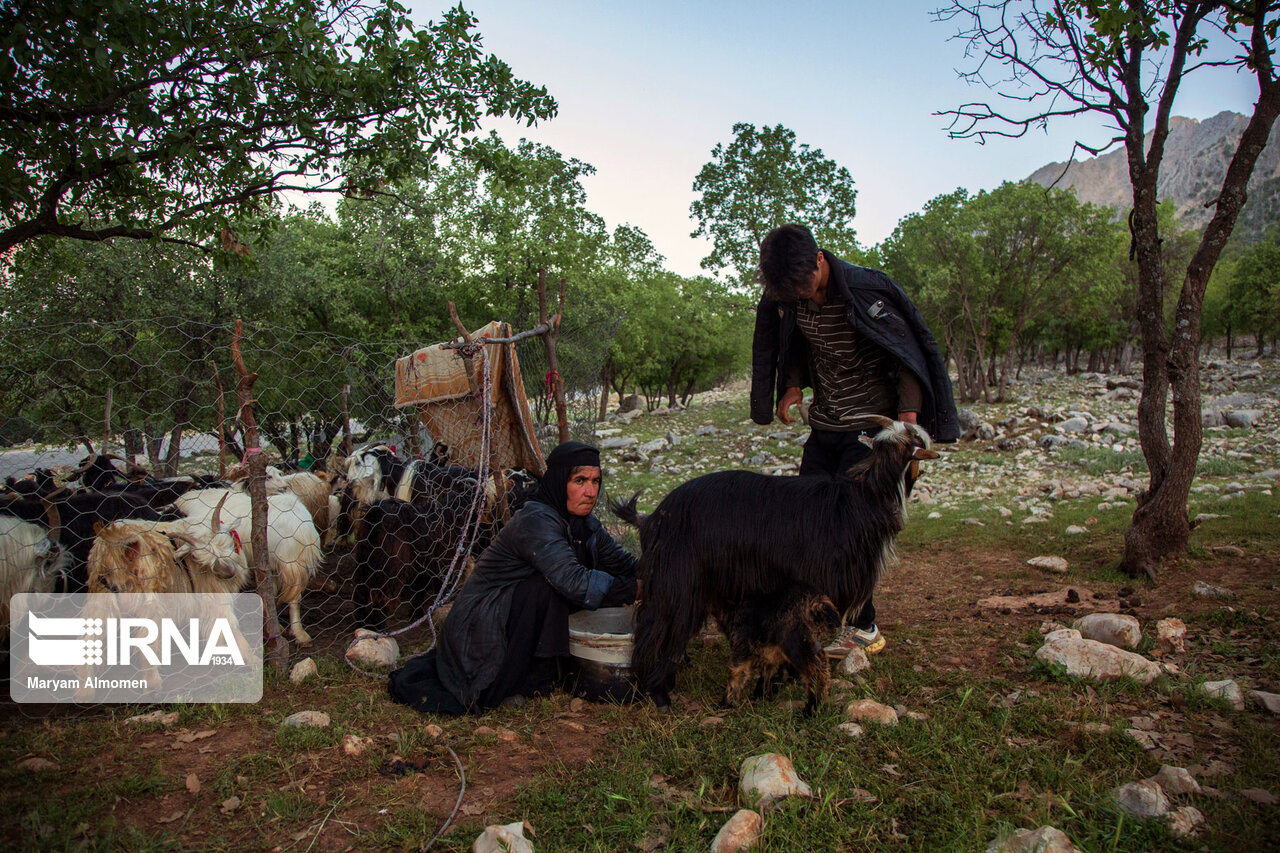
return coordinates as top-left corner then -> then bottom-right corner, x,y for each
345,346 -> 496,676
419,745 -> 466,853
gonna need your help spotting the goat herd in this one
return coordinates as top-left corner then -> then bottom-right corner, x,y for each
0,446 -> 536,650
2,417 -> 938,714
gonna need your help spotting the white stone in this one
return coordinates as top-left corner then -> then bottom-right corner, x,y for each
346,632 -> 399,668
1250,690 -> 1280,714
283,710 -> 330,728
289,657 -> 318,684
342,734 -> 373,757
637,438 -> 668,455
599,436 -> 638,451
1192,581 -> 1233,598
1166,806 -> 1205,838
738,753 -> 812,808
1064,525 -> 1087,535
1072,613 -> 1141,649
1155,618 -> 1187,656
1200,679 -> 1245,711
472,821 -> 534,853
710,809 -> 763,853
845,699 -> 898,726
1036,630 -> 1161,684
1152,765 -> 1201,796
1115,779 -> 1169,818
836,722 -> 865,739
985,826 -> 1083,853
837,647 -> 872,675
1028,555 -> 1069,573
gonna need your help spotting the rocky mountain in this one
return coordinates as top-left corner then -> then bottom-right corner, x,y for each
1026,111 -> 1280,242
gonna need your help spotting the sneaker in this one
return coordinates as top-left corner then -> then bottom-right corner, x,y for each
824,624 -> 886,659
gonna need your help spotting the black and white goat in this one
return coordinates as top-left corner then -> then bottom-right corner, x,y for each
620,416 -> 939,708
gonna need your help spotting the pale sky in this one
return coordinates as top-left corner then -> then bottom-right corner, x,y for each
409,1 -> 1260,278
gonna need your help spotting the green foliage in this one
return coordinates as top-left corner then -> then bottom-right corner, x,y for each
1226,240 -> 1280,354
690,123 -> 858,285
0,0 -> 555,253
881,181 -> 1123,402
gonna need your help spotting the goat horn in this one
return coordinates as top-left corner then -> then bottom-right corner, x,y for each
66,453 -> 99,477
866,415 -> 895,429
212,492 -> 230,535
40,496 -> 62,544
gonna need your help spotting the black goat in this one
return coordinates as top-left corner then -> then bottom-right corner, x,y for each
720,585 -> 842,716
618,416 -> 938,708
352,492 -> 489,630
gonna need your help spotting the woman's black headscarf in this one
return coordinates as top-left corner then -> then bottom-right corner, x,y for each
532,441 -> 601,564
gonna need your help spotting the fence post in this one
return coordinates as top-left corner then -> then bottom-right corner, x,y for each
231,319 -> 289,673
538,270 -> 569,444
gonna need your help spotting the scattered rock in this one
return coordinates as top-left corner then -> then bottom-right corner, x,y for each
1073,612 -> 1141,649
1241,788 -> 1278,805
124,710 -> 180,726
346,630 -> 399,668
599,435 -> 638,451
473,820 -> 535,853
738,753 -> 812,808
1200,679 -> 1245,711
837,647 -> 872,675
1155,618 -> 1187,656
1058,417 -> 1089,433
283,710 -> 330,729
845,699 -> 898,726
342,734 -> 373,757
710,809 -> 763,853
985,826 -> 1082,853
1192,581 -> 1233,598
1166,806 -> 1205,838
1027,556 -> 1069,573
1225,409 -> 1263,429
1115,779 -> 1170,818
220,795 -> 242,815
290,657 -> 318,684
1152,765 -> 1201,797
836,722 -> 865,739
17,757 -> 58,772
1063,525 -> 1086,535
637,437 -> 668,455
1249,690 -> 1280,714
1036,629 -> 1161,684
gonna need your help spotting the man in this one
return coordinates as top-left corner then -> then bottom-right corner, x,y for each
751,224 -> 958,658
387,441 -> 639,714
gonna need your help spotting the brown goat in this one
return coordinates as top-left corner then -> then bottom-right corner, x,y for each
719,585 -> 843,716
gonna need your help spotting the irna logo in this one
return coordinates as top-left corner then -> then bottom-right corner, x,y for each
10,592 -> 264,704
27,612 -> 246,667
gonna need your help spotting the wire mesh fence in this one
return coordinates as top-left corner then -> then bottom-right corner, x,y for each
0,313 -> 619,694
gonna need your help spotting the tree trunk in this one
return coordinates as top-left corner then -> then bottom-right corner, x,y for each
161,424 -> 183,477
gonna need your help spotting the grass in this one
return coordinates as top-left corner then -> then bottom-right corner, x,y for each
3,377 -> 1279,851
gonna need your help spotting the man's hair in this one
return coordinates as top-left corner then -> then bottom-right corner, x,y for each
758,224 -> 820,301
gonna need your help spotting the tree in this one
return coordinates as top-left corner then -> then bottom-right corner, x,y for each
690,123 -> 859,284
1226,239 -> 1280,353
0,0 -> 555,254
940,1 -> 1280,580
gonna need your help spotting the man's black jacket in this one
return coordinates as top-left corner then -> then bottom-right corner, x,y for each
750,252 -> 959,442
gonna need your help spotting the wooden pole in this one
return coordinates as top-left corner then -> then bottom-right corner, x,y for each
340,383 -> 353,458
538,270 -> 569,445
447,303 -> 510,523
210,360 -> 227,479
231,319 -> 288,672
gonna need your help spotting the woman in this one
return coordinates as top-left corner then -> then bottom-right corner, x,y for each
388,441 -> 638,714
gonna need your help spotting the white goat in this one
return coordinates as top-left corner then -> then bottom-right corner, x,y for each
0,516 -> 68,631
173,488 -> 322,645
